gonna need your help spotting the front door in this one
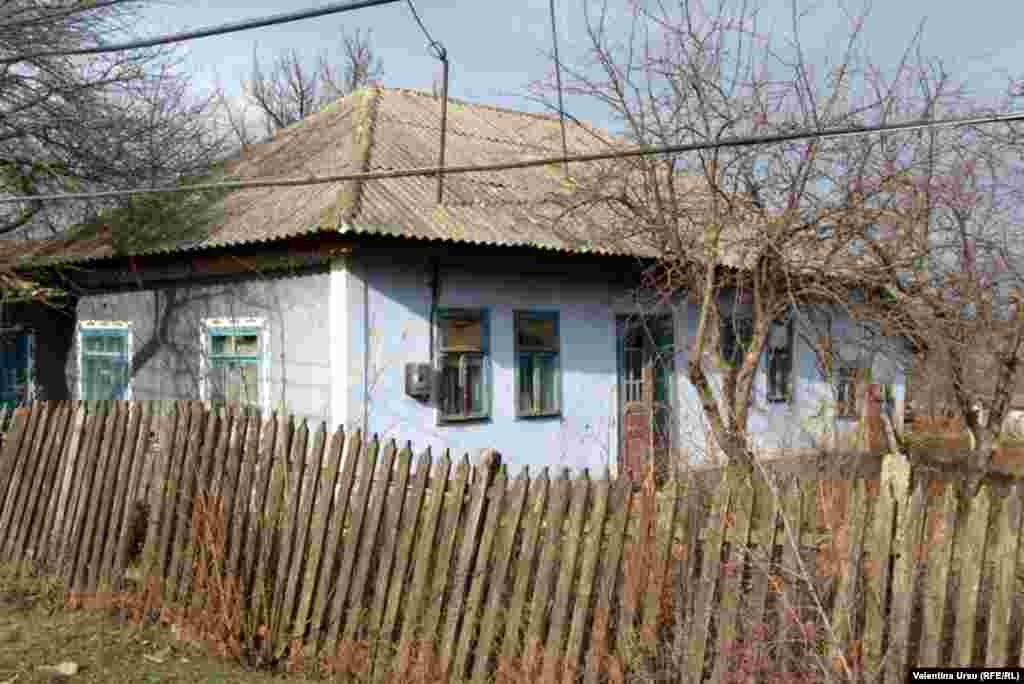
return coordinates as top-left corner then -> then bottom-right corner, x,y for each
618,316 -> 674,481
0,330 -> 32,410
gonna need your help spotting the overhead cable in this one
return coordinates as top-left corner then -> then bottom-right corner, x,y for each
1,0 -> 403,64
3,109 -> 1024,204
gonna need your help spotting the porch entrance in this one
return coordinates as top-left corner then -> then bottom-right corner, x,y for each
618,315 -> 674,480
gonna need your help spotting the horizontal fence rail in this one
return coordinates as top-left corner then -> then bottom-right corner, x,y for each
1,400 -> 1024,682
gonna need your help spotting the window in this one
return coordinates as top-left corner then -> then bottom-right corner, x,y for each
437,310 -> 490,422
0,330 -> 33,409
836,364 -> 860,418
203,320 -> 265,412
766,318 -> 794,403
79,323 -> 130,400
515,311 -> 560,417
719,311 -> 753,367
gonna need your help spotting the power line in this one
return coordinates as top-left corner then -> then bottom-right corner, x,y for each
405,0 -> 444,60
1,0 -> 403,64
3,109 -> 1024,205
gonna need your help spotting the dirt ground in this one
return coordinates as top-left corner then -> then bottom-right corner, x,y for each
0,575 -> 317,684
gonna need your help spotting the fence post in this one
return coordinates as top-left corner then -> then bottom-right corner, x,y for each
863,450 -> 910,678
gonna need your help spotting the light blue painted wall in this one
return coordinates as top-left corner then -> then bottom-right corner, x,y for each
336,248 -> 908,472
336,249 -> 625,474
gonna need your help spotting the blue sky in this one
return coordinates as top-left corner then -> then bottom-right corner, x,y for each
139,1 -> 1024,133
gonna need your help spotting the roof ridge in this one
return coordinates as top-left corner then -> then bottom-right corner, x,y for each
321,87 -> 381,229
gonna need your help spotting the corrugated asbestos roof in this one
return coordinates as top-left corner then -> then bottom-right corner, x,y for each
20,87 -> 661,266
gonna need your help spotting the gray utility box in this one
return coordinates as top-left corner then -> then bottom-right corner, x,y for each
404,362 -> 433,400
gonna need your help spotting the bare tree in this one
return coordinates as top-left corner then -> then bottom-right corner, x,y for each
0,1 -> 227,241
238,28 -> 384,141
534,0 -> 1024,477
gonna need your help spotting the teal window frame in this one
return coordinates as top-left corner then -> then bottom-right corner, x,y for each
79,327 -> 130,400
437,309 -> 491,423
514,311 -> 561,419
205,325 -> 264,411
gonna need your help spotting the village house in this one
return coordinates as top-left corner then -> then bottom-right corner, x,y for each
5,86 -> 911,474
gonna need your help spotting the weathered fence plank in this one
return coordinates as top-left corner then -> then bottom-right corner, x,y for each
440,454 -> 500,679
920,482 -> 957,668
501,467 -> 550,669
0,401 -> 48,560
71,403 -> 116,593
141,402 -> 180,591
22,403 -> 73,571
0,406 -> 31,516
294,423 -> 345,648
562,471 -> 610,684
954,483 -> 991,667
100,402 -> 143,588
281,422 -> 328,650
363,441 -> 412,680
341,437 -> 398,651
417,454 -> 471,669
986,485 -> 1022,667
375,447 -> 432,677
42,403 -> 83,569
864,452 -> 909,675
687,465 -> 736,679
309,430 -> 359,653
85,403 -> 129,590
167,403 -> 206,602
583,478 -> 630,684
471,468 -> 530,684
323,433 -> 377,655
885,474 -> 929,684
525,468 -> 570,673
394,449 -> 450,675
542,471 -> 590,684
831,477 -> 870,661
711,470 -> 756,684
267,418 -> 309,655
640,473 -> 679,647
452,464 -> 508,681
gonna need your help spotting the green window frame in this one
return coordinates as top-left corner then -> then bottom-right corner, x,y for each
515,311 -> 560,418
79,326 -> 130,400
437,309 -> 490,423
205,325 -> 264,411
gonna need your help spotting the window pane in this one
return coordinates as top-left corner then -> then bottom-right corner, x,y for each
517,316 -> 557,350
105,335 -> 126,354
440,352 -> 487,418
466,356 -> 484,414
519,353 -> 558,415
83,335 -> 100,353
442,316 -> 481,350
210,335 -> 232,355
83,356 -> 126,400
539,354 -> 558,413
235,334 -> 259,355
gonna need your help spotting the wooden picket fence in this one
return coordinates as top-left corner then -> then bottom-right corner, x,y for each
2,400 -> 1024,682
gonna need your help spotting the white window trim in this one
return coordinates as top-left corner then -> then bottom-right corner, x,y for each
77,320 -> 133,401
199,317 -> 270,413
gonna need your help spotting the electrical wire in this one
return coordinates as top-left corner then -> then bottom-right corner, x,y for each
405,0 -> 444,60
3,109 -> 1024,205
1,0 -> 403,64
